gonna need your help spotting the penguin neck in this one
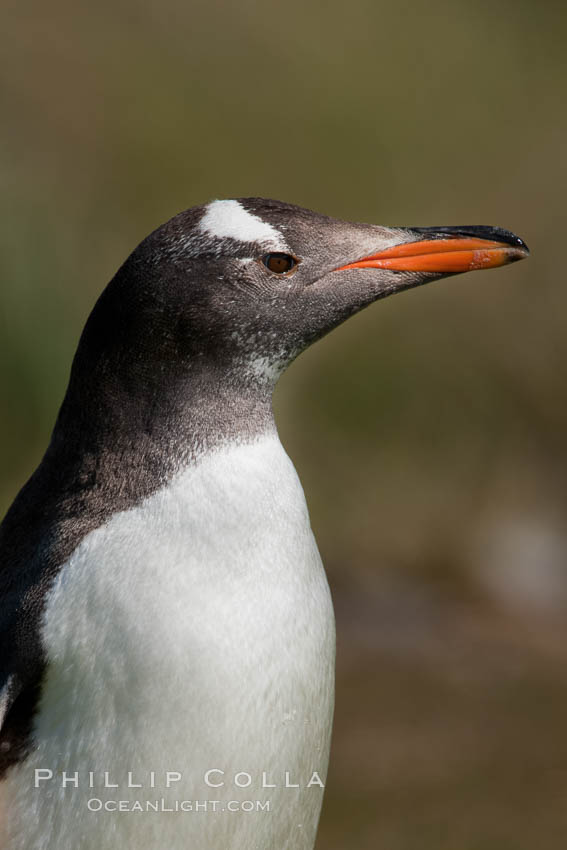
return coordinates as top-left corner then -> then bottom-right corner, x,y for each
47,358 -> 278,502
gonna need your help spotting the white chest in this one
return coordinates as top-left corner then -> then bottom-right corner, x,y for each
3,435 -> 335,850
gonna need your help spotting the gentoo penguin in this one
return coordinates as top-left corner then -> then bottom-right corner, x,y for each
0,198 -> 528,849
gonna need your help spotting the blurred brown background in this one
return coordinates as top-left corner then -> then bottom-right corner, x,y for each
2,1 -> 566,847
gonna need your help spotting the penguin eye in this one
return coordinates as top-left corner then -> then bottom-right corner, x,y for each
262,253 -> 298,275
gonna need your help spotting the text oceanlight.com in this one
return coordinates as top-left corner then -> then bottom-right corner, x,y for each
86,799 -> 271,813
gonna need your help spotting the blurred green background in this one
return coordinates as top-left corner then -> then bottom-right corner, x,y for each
2,1 -> 567,847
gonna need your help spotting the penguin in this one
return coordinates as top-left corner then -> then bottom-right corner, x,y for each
0,198 -> 528,849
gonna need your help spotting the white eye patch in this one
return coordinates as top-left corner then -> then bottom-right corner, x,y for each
199,200 -> 287,249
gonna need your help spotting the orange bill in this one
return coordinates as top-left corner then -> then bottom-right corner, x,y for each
337,236 -> 529,274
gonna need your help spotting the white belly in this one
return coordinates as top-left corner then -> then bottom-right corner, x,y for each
3,435 -> 335,850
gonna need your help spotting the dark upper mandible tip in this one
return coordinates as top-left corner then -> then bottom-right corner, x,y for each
411,225 -> 529,254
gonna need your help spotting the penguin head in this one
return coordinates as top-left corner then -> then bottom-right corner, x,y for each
76,197 -> 528,394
